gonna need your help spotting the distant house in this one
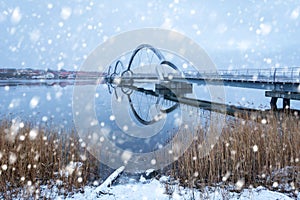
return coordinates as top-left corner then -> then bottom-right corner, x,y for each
0,68 -> 17,79
58,71 -> 70,79
45,72 -> 55,79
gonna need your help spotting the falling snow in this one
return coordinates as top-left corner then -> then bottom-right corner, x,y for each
290,7 -> 299,19
29,96 -> 40,109
253,145 -> 259,152
11,7 -> 22,24
60,7 -> 72,20
29,129 -> 38,140
0,1 -> 300,199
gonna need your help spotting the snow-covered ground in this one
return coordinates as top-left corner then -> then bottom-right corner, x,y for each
34,166 -> 299,200
41,177 -> 297,200
2,166 -> 298,199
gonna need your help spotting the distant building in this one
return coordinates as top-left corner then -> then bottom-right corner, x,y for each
0,68 -> 17,79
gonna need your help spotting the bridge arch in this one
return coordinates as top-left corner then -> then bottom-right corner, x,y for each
126,44 -> 165,72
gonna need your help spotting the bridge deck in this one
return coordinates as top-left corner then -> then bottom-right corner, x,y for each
115,74 -> 300,93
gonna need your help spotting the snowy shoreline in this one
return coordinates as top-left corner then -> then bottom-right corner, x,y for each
12,177 -> 298,200
3,167 -> 298,200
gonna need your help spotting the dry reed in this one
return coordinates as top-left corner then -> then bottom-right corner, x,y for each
1,111 -> 299,198
168,112 -> 300,196
0,119 -> 101,199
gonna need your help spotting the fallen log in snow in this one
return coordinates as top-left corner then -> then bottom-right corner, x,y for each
95,166 -> 125,194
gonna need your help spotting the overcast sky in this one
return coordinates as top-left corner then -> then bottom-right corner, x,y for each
1,0 -> 299,70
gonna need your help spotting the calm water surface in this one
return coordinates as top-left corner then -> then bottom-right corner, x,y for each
1,79 -> 299,152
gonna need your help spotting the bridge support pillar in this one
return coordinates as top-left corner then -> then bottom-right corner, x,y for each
283,98 -> 290,110
266,90 -> 300,110
270,97 -> 278,111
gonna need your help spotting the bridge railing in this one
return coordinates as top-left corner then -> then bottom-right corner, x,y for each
273,67 -> 300,83
185,67 -> 300,83
219,69 -> 274,82
112,65 -> 300,84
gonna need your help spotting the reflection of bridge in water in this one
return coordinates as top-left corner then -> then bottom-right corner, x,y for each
111,81 -> 300,125
105,44 -> 300,121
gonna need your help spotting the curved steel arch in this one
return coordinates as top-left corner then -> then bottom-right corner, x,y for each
157,60 -> 180,80
108,60 -> 124,76
107,65 -> 112,75
160,60 -> 179,71
106,60 -> 125,91
114,60 -> 124,74
126,44 -> 165,72
110,60 -> 124,78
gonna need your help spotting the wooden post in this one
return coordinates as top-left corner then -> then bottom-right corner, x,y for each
270,97 -> 278,110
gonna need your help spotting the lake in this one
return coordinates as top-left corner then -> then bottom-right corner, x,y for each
0,79 -> 212,151
1,78 -> 300,172
1,78 -> 299,134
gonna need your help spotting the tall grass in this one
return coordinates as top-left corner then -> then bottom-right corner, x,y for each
168,112 -> 300,195
1,111 -> 299,198
0,119 -> 101,199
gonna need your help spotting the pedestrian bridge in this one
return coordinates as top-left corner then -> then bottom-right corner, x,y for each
105,44 -> 300,111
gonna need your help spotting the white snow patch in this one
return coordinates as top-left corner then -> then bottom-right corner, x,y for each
235,179 -> 245,190
27,178 -> 296,200
145,169 -> 155,176
139,175 -> 147,183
